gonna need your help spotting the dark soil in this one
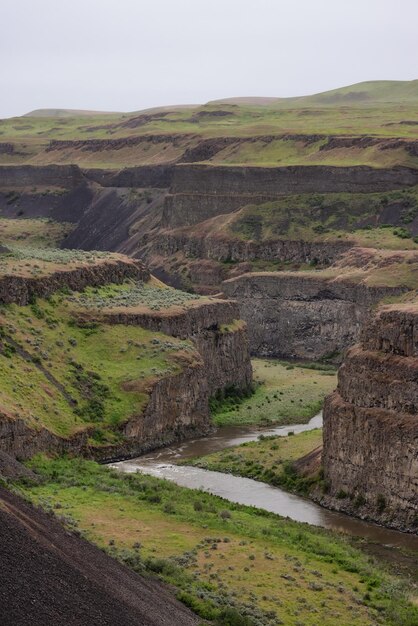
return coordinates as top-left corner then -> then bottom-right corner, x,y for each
0,486 -> 199,626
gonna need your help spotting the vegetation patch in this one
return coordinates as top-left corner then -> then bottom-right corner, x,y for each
14,455 -> 418,626
184,429 -> 323,495
0,294 -> 195,441
228,189 -> 418,247
72,281 -> 204,312
0,245 -> 125,279
210,359 -> 336,427
0,217 -> 73,248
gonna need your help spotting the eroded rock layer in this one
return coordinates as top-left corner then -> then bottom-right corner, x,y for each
221,272 -> 404,360
321,303 -> 418,531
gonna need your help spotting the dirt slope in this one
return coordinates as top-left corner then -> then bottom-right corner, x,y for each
0,486 -> 199,626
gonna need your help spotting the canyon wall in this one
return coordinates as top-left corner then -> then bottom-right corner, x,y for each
151,232 -> 352,265
0,258 -> 150,305
0,164 -> 85,189
97,299 -> 253,396
163,164 -> 418,227
321,303 -> 418,531
222,272 -> 405,360
0,164 -> 173,190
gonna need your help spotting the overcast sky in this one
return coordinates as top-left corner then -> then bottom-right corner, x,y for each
1,0 -> 417,118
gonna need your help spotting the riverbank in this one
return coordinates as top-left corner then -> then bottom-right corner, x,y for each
210,359 -> 336,427
183,428 -> 323,495
15,454 -> 418,626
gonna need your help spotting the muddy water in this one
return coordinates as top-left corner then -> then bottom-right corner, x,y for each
112,413 -> 418,553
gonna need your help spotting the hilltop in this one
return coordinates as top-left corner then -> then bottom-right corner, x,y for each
212,79 -> 418,106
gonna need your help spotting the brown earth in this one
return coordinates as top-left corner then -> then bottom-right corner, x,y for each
0,486 -> 199,626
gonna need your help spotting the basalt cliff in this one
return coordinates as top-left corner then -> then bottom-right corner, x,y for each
320,301 -> 418,531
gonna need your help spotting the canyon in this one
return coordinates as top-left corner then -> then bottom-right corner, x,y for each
0,84 -> 417,535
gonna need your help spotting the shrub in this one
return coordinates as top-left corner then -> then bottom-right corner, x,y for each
215,608 -> 255,626
376,494 -> 386,513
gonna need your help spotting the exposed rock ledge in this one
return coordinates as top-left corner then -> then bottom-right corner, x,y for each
222,272 -> 405,360
0,258 -> 150,305
320,303 -> 418,532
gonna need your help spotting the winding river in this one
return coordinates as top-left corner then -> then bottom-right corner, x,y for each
111,412 -> 418,554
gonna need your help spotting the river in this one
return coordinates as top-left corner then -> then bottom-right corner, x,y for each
111,412 -> 418,555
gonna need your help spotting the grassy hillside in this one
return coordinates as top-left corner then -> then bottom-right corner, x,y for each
13,455 -> 418,626
0,80 -> 417,168
0,291 -> 194,442
210,359 -> 336,427
226,188 -> 418,245
211,79 -> 418,106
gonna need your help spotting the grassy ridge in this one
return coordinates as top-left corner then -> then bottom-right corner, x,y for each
1,80 -> 417,168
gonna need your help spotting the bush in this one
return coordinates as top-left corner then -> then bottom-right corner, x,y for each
215,608 -> 255,626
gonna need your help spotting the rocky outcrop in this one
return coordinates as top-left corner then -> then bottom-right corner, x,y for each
94,299 -> 253,397
0,164 -> 85,189
0,163 -> 174,190
163,164 -> 418,227
320,303 -> 418,531
0,258 -> 150,306
222,272 -> 405,360
151,231 -> 352,265
83,165 -> 174,188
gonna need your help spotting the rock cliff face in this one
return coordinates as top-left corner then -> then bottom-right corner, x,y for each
163,164 -> 418,227
0,258 -> 150,305
321,303 -> 418,531
151,231 -> 352,265
0,164 -> 85,189
221,272 -> 404,360
0,164 -> 173,189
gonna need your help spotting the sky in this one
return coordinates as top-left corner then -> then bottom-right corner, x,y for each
1,0 -> 417,118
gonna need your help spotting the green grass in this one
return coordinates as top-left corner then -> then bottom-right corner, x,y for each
72,281 -> 205,312
0,218 -> 73,248
0,81 -> 417,168
227,189 -> 418,247
184,429 -> 323,495
13,454 -> 418,626
210,359 -> 336,427
0,244 -> 125,278
0,294 -> 196,441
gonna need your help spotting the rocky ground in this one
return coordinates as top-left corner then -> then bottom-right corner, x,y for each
0,484 -> 199,626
